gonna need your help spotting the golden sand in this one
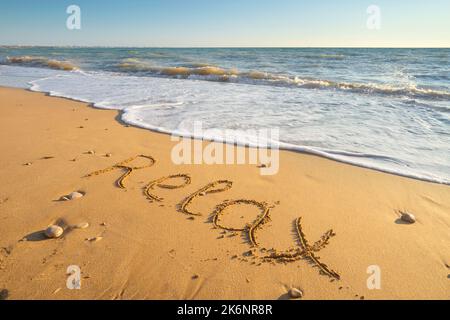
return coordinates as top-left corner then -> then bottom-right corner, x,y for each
0,87 -> 449,300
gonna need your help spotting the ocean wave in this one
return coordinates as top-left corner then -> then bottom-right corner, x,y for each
2,56 -> 78,71
113,59 -> 450,100
3,55 -> 450,100
15,67 -> 449,186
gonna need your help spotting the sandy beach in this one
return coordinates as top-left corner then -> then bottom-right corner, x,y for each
0,86 -> 449,300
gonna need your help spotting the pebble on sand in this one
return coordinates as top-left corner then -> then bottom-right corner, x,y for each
86,236 -> 103,242
400,212 -> 416,224
288,288 -> 303,299
87,150 -> 95,155
105,153 -> 112,157
45,225 -> 64,239
74,222 -> 89,229
61,191 -> 84,201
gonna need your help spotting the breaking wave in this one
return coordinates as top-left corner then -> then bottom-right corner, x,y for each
113,58 -> 450,100
2,55 -> 78,71
2,55 -> 450,100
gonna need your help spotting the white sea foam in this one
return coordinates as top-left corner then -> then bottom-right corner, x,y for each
0,64 -> 442,185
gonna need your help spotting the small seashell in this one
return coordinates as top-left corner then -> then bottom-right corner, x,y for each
400,212 -> 416,224
67,192 -> 84,200
288,288 -> 303,299
74,222 -> 89,229
45,225 -> 64,239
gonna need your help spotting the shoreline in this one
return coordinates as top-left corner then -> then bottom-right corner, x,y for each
0,87 -> 449,300
4,81 -> 446,187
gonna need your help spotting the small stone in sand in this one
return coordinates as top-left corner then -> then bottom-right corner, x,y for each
62,191 -> 84,201
24,162 -> 32,166
86,236 -> 103,242
100,222 -> 107,226
105,153 -> 112,157
192,274 -> 199,280
199,192 -> 206,196
400,212 -> 416,224
87,150 -> 95,155
45,225 -> 64,239
74,222 -> 89,229
288,288 -> 303,299
243,250 -> 254,257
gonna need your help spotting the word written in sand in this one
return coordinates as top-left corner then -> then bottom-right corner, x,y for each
145,174 -> 191,202
85,155 -> 340,280
85,154 -> 155,188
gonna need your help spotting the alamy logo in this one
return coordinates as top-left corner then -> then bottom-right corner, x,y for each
366,5 -> 381,30
171,122 -> 280,175
66,5 -> 81,30
66,265 -> 81,290
366,265 -> 381,290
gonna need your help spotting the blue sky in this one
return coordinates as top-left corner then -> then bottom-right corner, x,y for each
0,0 -> 449,47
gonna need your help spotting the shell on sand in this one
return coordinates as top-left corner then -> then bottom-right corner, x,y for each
401,212 -> 416,224
45,225 -> 64,239
288,288 -> 303,299
62,192 -> 84,201
74,222 -> 89,229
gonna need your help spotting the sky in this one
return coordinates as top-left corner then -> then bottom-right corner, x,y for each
0,0 -> 449,47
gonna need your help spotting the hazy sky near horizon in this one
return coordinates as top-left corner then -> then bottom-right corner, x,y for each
0,0 -> 449,47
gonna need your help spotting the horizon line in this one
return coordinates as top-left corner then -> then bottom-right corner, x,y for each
1,45 -> 450,49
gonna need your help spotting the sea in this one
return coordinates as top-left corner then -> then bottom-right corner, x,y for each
0,47 -> 449,184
